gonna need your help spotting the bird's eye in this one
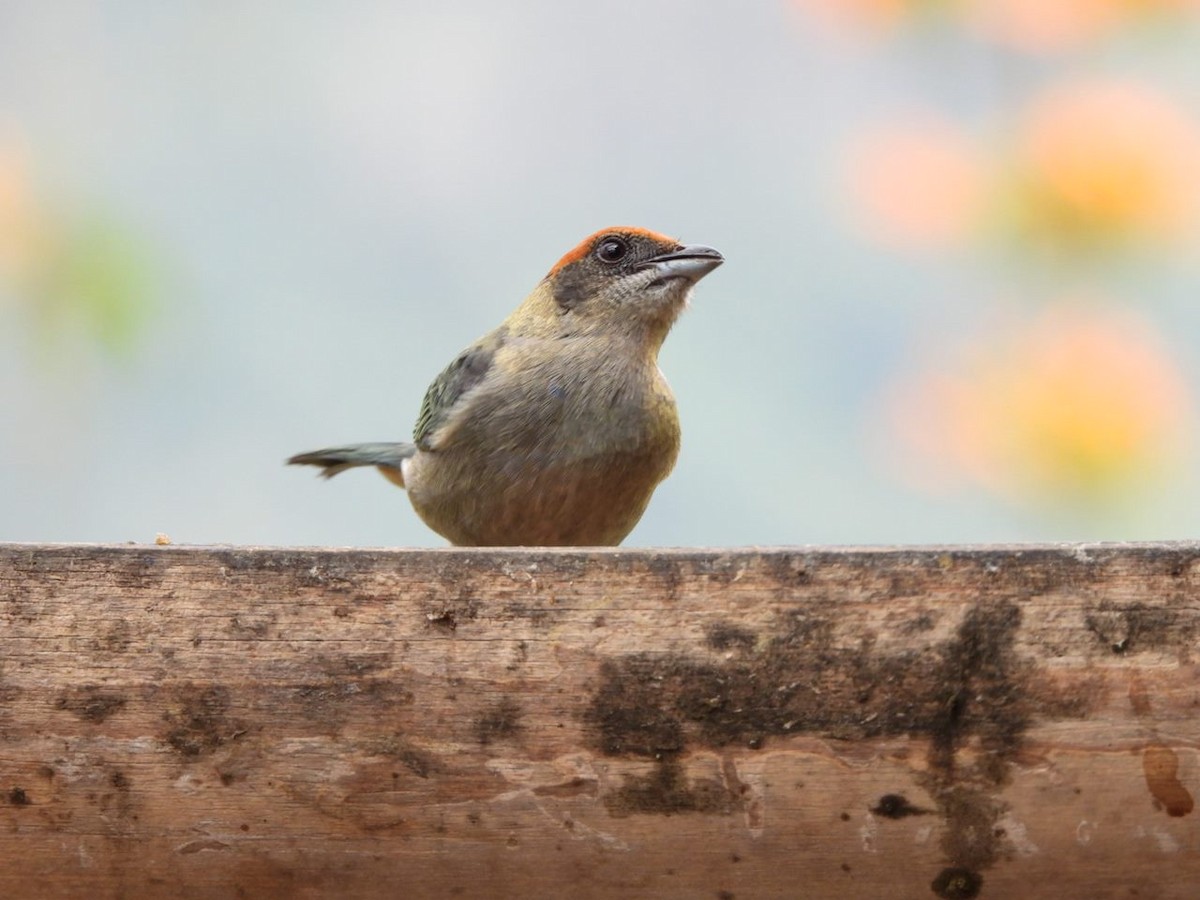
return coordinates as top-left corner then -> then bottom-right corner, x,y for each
596,237 -> 628,263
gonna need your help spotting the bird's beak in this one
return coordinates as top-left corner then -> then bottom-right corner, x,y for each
641,245 -> 724,284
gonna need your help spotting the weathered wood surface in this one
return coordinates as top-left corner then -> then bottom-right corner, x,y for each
0,543 -> 1198,899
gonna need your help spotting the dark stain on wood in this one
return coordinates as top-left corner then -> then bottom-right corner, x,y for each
365,734 -> 437,779
506,640 -> 529,671
426,609 -> 458,631
705,622 -> 757,652
475,697 -> 523,745
586,600 -> 1076,754
935,786 -> 1002,876
163,685 -> 246,758
901,611 -> 939,634
1084,601 -> 1186,655
605,759 -> 735,817
931,866 -> 983,899
760,553 -> 810,591
227,612 -> 275,638
586,598 -> 1094,890
425,593 -> 481,633
872,793 -> 929,819
55,686 -> 127,723
96,767 -> 138,825
642,556 -> 684,602
587,659 -> 686,756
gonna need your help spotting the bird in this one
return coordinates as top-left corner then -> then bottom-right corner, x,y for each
287,226 -> 723,546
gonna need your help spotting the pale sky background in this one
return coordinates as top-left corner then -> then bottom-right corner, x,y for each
3,1 -> 1199,547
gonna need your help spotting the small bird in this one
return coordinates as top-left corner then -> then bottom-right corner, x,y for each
288,227 -> 723,546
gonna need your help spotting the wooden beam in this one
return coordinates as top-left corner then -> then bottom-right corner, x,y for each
0,543 -> 1197,899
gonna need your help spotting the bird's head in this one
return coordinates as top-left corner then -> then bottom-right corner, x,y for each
536,227 -> 723,344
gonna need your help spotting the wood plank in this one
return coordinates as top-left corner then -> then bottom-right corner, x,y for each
0,542 -> 1198,899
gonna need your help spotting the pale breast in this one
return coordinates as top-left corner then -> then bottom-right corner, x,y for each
405,349 -> 681,546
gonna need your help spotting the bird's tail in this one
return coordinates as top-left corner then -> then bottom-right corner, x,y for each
287,442 -> 417,487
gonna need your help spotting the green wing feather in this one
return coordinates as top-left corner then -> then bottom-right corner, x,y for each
413,327 -> 506,450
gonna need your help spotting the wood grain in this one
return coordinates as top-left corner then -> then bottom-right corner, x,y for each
1,542 -> 1198,899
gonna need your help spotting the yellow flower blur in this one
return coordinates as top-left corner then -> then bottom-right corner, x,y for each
0,140 -> 51,287
796,0 -> 1200,48
1013,81 -> 1200,248
886,303 -> 1191,505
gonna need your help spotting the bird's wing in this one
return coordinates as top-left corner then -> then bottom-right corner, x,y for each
413,327 -> 507,451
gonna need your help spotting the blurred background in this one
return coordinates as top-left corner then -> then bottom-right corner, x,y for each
3,0 -> 1200,548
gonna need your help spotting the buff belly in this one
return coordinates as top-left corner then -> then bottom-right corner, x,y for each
404,445 -> 677,546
